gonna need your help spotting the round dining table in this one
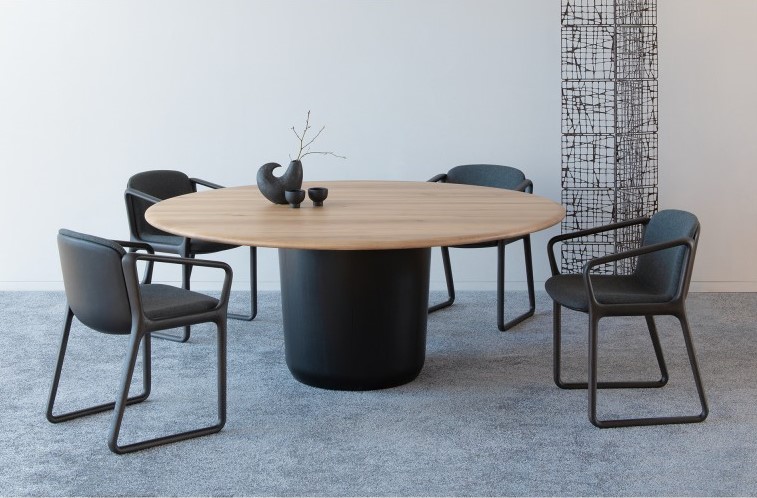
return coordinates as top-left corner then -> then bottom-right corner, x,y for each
146,180 -> 565,390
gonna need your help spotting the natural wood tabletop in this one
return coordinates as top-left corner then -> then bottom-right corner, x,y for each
145,180 -> 565,250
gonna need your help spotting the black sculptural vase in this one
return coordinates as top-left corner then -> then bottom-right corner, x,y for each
256,160 -> 304,205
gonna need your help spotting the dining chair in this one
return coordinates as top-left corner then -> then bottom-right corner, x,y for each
427,164 -> 535,331
546,209 -> 708,428
48,229 -> 230,453
125,169 -> 256,342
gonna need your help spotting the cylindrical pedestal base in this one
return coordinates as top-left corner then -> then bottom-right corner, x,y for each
279,248 -> 431,390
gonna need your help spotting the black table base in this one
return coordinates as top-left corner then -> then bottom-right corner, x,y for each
279,247 -> 431,390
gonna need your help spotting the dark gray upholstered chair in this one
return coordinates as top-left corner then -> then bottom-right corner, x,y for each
428,164 -> 535,331
546,209 -> 708,428
125,170 -> 256,343
48,229 -> 230,454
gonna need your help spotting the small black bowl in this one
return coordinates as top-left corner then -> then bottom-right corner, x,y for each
285,189 -> 306,208
308,187 -> 329,207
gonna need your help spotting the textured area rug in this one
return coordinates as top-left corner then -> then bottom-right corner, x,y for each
0,291 -> 755,496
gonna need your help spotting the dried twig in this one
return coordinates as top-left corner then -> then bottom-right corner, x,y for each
291,110 -> 346,161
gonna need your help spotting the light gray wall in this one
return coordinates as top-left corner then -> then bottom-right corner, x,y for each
0,0 -> 753,291
658,0 -> 757,291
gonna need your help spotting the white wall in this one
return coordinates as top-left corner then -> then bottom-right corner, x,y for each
658,0 -> 757,291
0,0 -> 754,292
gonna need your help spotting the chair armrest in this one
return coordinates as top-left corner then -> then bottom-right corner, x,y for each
121,253 -> 233,316
428,173 -> 447,183
114,240 -> 155,284
130,253 -> 232,271
190,177 -> 225,190
582,237 -> 696,310
124,187 -> 162,205
552,217 -> 650,244
514,179 -> 533,194
547,217 -> 650,275
113,240 -> 155,254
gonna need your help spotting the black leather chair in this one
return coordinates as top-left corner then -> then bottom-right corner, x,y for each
428,164 -> 535,331
546,209 -> 708,428
47,229 -> 230,454
125,170 -> 256,342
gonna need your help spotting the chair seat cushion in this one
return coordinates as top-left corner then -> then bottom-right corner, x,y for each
545,274 -> 673,312
140,233 -> 238,254
139,284 -> 219,320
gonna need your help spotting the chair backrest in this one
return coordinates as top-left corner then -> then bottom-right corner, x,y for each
445,164 -> 527,191
57,229 -> 132,334
126,170 -> 195,239
636,209 -> 700,299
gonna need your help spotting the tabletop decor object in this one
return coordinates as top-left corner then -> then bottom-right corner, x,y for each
307,187 -> 328,206
257,160 -> 303,204
256,111 -> 345,205
285,189 -> 306,208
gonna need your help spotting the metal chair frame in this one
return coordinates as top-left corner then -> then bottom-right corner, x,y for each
47,238 -> 231,454
547,217 -> 709,428
427,173 -> 535,331
125,176 -> 256,343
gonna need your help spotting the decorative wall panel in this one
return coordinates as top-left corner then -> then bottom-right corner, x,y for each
560,0 -> 658,274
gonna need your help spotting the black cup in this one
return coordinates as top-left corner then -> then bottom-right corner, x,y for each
285,189 -> 306,208
308,187 -> 329,207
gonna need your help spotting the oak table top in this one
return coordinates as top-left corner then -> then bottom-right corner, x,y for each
145,180 -> 566,251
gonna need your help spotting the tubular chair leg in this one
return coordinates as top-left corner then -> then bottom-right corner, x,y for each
428,246 -> 455,313
524,235 -> 536,314
553,305 -> 670,390
228,246 -> 258,321
152,259 -> 193,343
678,312 -> 709,420
645,315 -> 670,385
586,313 -> 709,428
498,238 -> 536,331
47,308 -> 151,423
553,303 -> 568,388
108,320 -> 227,454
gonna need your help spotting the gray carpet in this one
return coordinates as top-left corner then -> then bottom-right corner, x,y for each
0,291 -> 755,496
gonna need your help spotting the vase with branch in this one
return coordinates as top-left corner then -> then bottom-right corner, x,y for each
257,111 -> 345,205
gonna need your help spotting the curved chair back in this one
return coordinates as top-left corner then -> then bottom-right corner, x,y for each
446,164 -> 526,190
126,170 -> 195,240
57,229 -> 132,334
636,209 -> 700,300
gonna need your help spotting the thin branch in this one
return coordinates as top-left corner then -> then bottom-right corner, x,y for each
301,150 -> 347,160
290,110 -> 345,161
301,125 -> 326,152
295,111 -> 313,160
